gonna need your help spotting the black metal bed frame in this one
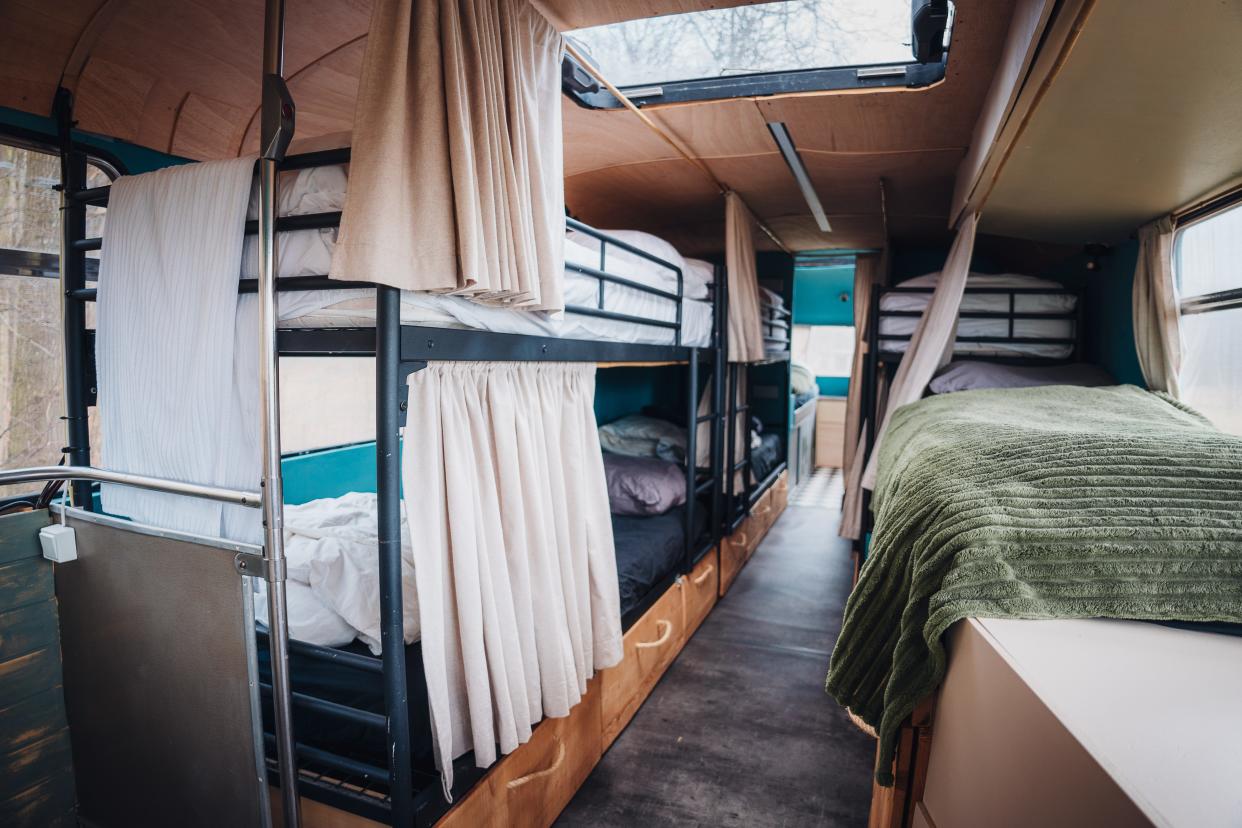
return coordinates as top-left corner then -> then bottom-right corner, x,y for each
52,113 -> 730,825
856,281 -> 1086,544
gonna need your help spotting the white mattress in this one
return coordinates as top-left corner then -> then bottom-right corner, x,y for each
879,271 -> 1077,358
244,164 -> 712,347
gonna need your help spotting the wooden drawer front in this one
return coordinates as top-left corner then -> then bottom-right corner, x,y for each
719,530 -> 748,597
772,471 -> 789,517
500,679 -> 602,828
439,680 -> 603,828
750,492 -> 774,553
600,582 -> 685,747
682,548 -> 718,638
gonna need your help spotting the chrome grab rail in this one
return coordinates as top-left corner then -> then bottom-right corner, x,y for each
0,465 -> 261,508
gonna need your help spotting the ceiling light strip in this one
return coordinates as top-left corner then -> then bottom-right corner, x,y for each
766,122 -> 831,233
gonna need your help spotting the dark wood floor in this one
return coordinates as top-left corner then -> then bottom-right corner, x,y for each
556,493 -> 874,827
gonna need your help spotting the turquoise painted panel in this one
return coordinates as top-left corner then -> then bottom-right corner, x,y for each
1041,240 -> 1144,387
0,105 -> 189,174
815,376 -> 849,397
281,442 -> 378,504
793,263 -> 855,325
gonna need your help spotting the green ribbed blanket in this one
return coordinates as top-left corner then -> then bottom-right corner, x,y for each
826,385 -> 1242,784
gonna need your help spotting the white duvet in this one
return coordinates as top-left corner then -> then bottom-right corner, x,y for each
254,492 -> 420,652
240,163 -> 713,346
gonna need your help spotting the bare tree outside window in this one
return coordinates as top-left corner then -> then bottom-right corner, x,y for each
568,0 -> 912,88
0,144 -> 107,497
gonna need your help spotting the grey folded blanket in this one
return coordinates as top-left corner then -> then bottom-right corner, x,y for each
825,385 -> 1242,784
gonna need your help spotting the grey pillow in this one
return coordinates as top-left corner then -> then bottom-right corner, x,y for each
930,361 -> 1115,394
602,453 -> 686,516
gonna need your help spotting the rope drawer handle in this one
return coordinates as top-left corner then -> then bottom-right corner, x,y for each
506,740 -> 566,790
692,564 -> 715,586
635,619 -> 673,650
733,531 -> 749,548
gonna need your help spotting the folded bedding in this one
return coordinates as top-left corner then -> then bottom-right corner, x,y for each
240,162 -> 712,346
879,271 -> 1077,358
826,385 -> 1242,784
599,415 -> 688,463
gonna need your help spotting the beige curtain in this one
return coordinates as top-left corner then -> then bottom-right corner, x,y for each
860,213 -> 979,491
838,251 -> 883,538
1133,216 -> 1182,396
331,0 -> 566,310
726,192 -> 766,362
403,363 -> 622,796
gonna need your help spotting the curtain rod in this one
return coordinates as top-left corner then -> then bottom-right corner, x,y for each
562,42 -> 791,255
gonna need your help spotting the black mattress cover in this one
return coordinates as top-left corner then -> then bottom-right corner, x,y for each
612,506 -> 705,619
750,432 -> 784,483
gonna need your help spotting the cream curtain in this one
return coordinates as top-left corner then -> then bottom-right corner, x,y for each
331,0 -> 566,310
725,192 -> 766,362
1133,216 -> 1182,396
838,251 -> 883,539
403,362 -> 622,796
860,213 -> 979,491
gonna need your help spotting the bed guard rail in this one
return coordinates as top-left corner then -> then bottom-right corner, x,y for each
0,465 -> 261,507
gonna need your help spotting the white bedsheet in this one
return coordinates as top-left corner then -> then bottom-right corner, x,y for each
255,492 -> 420,652
240,164 -> 711,346
879,271 -> 1077,358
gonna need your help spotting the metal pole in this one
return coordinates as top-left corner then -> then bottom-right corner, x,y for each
684,349 -> 698,569
376,286 -> 415,825
258,0 -> 299,825
0,465 -> 260,506
55,91 -> 93,510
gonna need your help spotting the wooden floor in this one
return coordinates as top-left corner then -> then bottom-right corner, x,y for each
556,474 -> 874,827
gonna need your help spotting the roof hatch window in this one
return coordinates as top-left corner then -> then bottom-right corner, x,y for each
565,0 -> 950,104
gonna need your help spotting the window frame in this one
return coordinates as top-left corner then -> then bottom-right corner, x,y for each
1174,193 -> 1242,318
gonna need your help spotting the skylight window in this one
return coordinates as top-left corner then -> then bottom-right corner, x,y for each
567,0 -> 920,90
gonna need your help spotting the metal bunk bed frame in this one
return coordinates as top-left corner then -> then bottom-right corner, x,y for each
45,2 -> 729,823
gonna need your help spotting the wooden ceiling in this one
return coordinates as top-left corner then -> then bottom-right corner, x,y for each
0,0 -> 1020,255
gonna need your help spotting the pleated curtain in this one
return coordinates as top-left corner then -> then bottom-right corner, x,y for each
402,362 -> 622,796
859,212 -> 979,492
1132,215 -> 1182,396
725,192 -> 766,362
331,0 -> 566,311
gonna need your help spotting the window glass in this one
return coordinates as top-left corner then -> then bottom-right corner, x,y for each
568,0 -> 915,88
1174,204 -> 1242,436
0,144 -> 110,496
792,324 -> 855,378
1175,202 -> 1242,298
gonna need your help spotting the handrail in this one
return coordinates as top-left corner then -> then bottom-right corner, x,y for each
0,465 -> 261,508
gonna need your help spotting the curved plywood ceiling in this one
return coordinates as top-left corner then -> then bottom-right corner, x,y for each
982,0 -> 1242,244
0,0 -> 1020,253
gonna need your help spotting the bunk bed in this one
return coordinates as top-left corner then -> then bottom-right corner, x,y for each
855,274 -> 1086,551
59,144 -> 728,826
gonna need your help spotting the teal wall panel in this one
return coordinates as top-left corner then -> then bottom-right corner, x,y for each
281,442 -> 378,504
793,263 -> 855,325
1,105 -> 189,174
1041,240 -> 1144,386
815,377 -> 849,397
